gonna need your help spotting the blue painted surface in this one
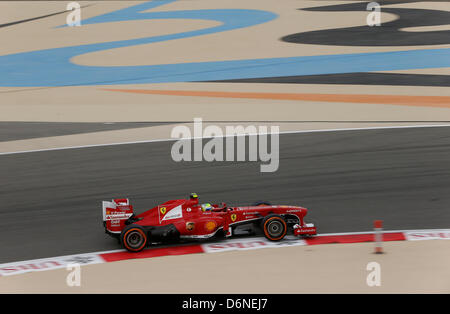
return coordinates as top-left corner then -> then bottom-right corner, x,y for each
1,0 -> 449,87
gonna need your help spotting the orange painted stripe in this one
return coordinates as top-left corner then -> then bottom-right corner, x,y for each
102,88 -> 450,108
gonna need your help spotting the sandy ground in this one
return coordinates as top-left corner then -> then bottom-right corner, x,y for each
2,82 -> 450,124
1,240 -> 449,293
4,1 -> 449,64
0,0 -> 449,294
71,0 -> 450,66
1,0 -> 449,125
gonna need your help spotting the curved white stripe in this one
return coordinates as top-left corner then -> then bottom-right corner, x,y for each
0,124 -> 449,156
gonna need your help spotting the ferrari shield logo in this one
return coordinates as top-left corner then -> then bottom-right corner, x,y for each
160,207 -> 166,215
231,214 -> 237,222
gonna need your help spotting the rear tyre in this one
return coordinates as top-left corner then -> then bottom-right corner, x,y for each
262,214 -> 287,241
120,224 -> 148,252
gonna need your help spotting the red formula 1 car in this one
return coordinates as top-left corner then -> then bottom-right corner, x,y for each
102,193 -> 317,252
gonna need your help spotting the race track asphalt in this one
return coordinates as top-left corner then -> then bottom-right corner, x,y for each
0,122 -> 172,142
1,126 -> 450,263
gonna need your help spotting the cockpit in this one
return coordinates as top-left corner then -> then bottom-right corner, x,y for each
187,193 -> 228,213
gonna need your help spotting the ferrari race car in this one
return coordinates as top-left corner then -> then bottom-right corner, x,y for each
102,193 -> 317,252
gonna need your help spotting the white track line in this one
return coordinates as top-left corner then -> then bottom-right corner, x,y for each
1,123 -> 449,156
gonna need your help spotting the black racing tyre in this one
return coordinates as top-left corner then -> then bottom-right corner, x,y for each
261,214 -> 287,241
120,224 -> 148,252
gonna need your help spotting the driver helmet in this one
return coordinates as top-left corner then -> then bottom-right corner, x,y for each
201,203 -> 213,212
190,193 -> 198,200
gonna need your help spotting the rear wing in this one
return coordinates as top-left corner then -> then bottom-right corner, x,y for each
102,198 -> 133,234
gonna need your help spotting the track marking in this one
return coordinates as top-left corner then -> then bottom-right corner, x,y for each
0,124 -> 449,156
103,89 -> 450,108
0,5 -> 93,29
1,228 -> 448,276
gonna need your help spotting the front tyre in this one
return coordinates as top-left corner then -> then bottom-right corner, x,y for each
120,224 -> 148,252
262,214 -> 287,241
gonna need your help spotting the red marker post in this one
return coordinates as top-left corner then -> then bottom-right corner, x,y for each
374,220 -> 383,254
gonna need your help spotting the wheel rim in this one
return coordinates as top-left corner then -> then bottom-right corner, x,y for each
127,230 -> 145,249
267,220 -> 284,238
